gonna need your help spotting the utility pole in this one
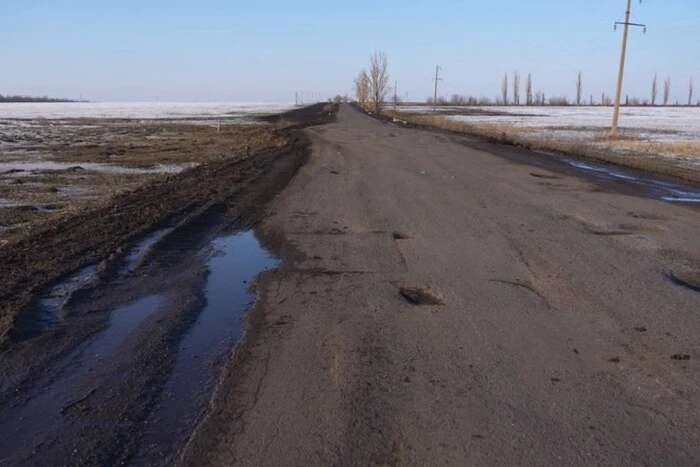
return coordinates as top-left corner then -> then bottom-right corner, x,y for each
611,0 -> 646,137
394,80 -> 398,108
433,65 -> 442,110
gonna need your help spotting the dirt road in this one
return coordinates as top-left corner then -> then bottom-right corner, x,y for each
183,104 -> 700,465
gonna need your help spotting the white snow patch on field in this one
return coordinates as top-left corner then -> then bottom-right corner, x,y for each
396,106 -> 700,143
0,102 -> 295,120
0,161 -> 195,175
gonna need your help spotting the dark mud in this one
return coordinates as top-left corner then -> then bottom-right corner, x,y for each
0,104 -> 333,465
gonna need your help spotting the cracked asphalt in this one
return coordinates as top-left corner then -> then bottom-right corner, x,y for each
181,104 -> 700,466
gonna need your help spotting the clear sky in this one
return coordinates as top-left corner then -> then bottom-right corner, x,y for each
1,0 -> 698,103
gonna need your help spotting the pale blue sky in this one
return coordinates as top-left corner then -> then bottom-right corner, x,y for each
1,0 -> 698,103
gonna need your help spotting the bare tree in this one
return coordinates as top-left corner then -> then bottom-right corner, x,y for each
689,78 -> 694,107
575,71 -> 583,106
512,71 -> 520,106
368,51 -> 390,112
549,96 -> 570,106
651,73 -> 658,106
501,72 -> 508,105
449,94 -> 460,105
663,76 -> 671,106
534,91 -> 545,106
525,73 -> 533,106
354,69 -> 370,109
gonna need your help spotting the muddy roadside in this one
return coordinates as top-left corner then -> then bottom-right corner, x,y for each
0,104 -> 334,347
0,103 -> 337,465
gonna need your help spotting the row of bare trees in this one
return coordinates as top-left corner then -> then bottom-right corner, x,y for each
440,71 -> 696,107
354,51 -> 390,112
502,71 -> 544,106
651,74 -> 694,106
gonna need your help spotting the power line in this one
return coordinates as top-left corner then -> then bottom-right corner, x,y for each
611,0 -> 646,137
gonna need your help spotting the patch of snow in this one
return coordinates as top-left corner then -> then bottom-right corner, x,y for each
0,161 -> 196,175
396,105 -> 700,143
0,102 -> 295,120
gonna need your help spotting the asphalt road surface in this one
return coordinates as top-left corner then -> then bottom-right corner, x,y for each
182,104 -> 700,466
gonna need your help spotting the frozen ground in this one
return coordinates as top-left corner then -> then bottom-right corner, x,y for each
0,102 -> 295,120
395,106 -> 700,143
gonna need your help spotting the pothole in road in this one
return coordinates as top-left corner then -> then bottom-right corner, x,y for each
665,271 -> 700,294
671,354 -> 691,361
530,172 -> 561,180
399,284 -> 445,306
589,224 -> 666,236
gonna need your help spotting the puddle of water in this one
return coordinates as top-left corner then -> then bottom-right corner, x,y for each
563,158 -> 700,205
36,205 -> 62,213
13,266 -> 99,341
133,231 -> 278,465
661,190 -> 700,203
566,160 -> 610,174
0,203 -> 63,211
121,227 -> 175,273
56,186 -> 89,196
0,161 -> 196,175
0,296 -> 162,461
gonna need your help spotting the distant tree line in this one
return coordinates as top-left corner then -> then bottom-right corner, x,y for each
0,94 -> 77,103
425,71 -> 698,107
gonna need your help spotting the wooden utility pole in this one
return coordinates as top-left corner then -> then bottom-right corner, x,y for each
611,0 -> 645,137
433,65 -> 442,110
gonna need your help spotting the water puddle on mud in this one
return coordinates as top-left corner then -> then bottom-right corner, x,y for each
0,230 -> 277,464
0,296 -> 162,458
121,227 -> 175,273
133,231 -> 278,464
13,265 -> 99,341
563,159 -> 700,204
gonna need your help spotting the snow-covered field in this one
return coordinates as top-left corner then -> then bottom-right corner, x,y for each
0,102 -> 295,120
396,106 -> 700,143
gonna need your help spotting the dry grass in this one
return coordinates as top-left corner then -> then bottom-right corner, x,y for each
385,111 -> 700,184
